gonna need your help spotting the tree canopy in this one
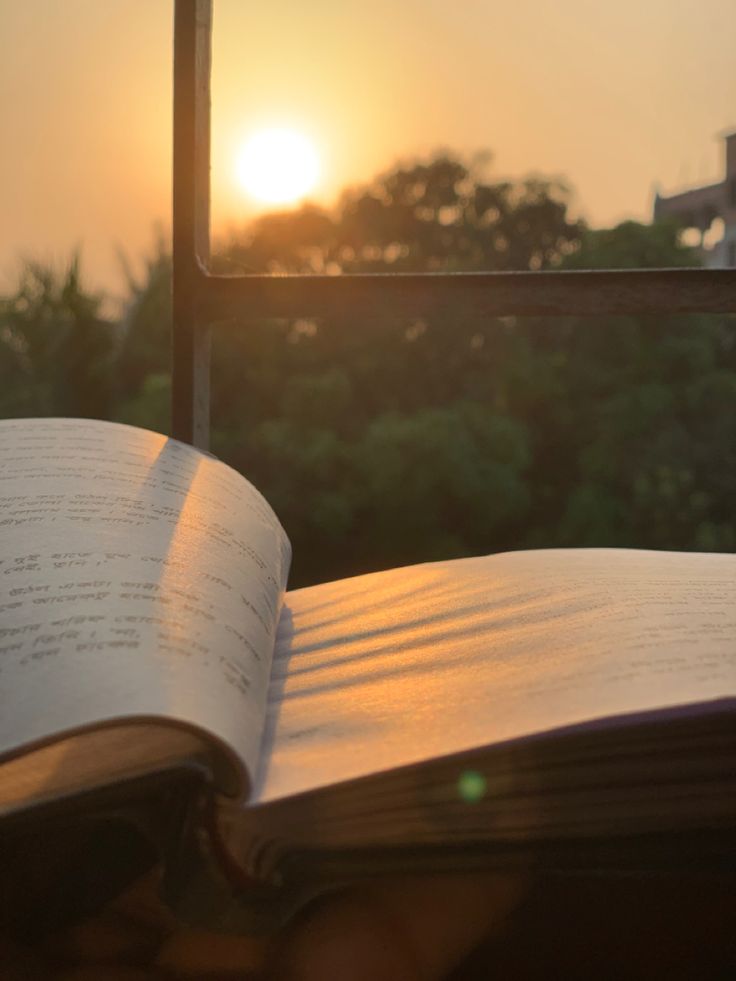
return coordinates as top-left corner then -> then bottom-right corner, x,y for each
215,154 -> 584,275
1,153 -> 733,586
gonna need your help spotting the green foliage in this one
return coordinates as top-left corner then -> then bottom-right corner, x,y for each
116,239 -> 172,397
0,258 -> 114,419
564,219 -> 696,270
353,404 -> 530,570
115,372 -> 171,435
516,222 -> 736,553
2,154 -> 734,586
215,154 -> 584,275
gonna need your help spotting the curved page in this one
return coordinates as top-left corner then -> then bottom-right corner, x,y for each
0,418 -> 291,797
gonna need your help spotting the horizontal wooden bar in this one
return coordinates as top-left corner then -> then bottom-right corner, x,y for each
197,267 -> 736,322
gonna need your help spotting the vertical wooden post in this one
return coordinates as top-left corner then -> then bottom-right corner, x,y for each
172,0 -> 212,448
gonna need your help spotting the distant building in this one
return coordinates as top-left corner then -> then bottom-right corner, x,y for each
653,131 -> 736,267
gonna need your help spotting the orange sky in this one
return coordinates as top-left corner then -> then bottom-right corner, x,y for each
1,0 -> 734,296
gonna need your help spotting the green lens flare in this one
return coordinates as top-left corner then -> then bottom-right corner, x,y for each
458,770 -> 486,803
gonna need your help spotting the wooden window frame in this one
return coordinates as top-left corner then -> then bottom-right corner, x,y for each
172,0 -> 736,449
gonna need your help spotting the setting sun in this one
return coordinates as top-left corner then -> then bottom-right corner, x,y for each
235,128 -> 320,206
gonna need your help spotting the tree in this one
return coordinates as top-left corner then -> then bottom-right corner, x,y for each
203,153 -> 588,582
115,238 -> 172,397
8,155 -> 729,588
216,153 -> 585,275
118,157 -> 735,583
0,257 -> 114,419
518,220 -> 736,552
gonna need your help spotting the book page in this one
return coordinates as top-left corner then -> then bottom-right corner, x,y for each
0,418 -> 291,795
0,724 -> 209,816
255,548 -> 735,802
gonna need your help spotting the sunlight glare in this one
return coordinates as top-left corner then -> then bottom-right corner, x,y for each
236,128 -> 320,206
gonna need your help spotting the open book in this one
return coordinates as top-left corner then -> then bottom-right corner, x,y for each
1,418 -> 734,896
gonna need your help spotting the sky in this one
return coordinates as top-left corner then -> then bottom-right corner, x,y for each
1,0 -> 734,297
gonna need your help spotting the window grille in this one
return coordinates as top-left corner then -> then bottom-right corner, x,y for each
172,0 -> 736,450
